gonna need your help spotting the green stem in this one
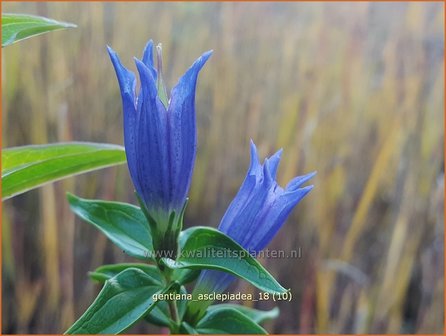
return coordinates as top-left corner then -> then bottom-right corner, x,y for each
164,268 -> 180,333
168,299 -> 180,333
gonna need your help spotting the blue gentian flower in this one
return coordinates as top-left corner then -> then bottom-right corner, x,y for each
108,40 -> 212,255
189,140 -> 315,319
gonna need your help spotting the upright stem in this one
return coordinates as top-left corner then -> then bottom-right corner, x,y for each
164,269 -> 180,333
168,299 -> 180,333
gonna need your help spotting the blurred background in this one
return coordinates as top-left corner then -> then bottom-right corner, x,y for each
2,2 -> 444,334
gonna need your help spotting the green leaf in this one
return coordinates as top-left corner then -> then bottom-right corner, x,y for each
2,142 -> 126,200
89,264 -> 194,329
161,226 -> 287,294
172,268 -> 200,285
171,231 -> 201,285
207,304 -> 279,324
145,286 -> 189,328
180,322 -> 198,334
195,307 -> 267,334
145,301 -> 174,328
67,193 -> 154,261
89,263 -> 163,284
65,268 -> 165,334
2,13 -> 76,47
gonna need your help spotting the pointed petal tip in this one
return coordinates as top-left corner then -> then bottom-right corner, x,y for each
107,45 -> 118,59
304,184 -> 314,192
294,184 -> 314,198
248,140 -> 260,174
142,40 -> 153,56
265,148 -> 283,179
249,140 -> 258,160
268,147 -> 283,162
133,57 -> 143,69
307,171 -> 317,179
272,148 -> 284,160
134,57 -> 149,74
282,184 -> 314,205
249,139 -> 257,151
108,47 -> 128,76
168,48 -> 213,104
202,50 -> 213,64
202,49 -> 213,59
134,57 -> 158,99
142,40 -> 157,78
299,184 -> 314,198
285,171 -> 317,191
134,57 -> 151,79
190,49 -> 213,72
107,46 -> 137,103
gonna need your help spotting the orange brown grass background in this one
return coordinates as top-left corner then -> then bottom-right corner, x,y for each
2,2 -> 444,334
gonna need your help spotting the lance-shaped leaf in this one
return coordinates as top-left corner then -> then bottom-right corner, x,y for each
195,307 -> 267,334
67,193 -> 154,260
180,322 -> 198,334
207,304 -> 279,324
161,226 -> 287,294
2,13 -> 76,47
145,286 -> 189,328
2,142 -> 126,200
88,263 -> 191,330
66,268 -> 166,334
89,263 -> 163,284
92,249 -> 199,286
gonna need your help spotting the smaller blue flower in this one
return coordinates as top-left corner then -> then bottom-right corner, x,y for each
189,140 -> 315,318
108,40 -> 212,255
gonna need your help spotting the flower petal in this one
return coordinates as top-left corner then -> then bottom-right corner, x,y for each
263,159 -> 274,188
107,46 -> 140,196
248,140 -> 262,176
141,39 -> 157,80
191,141 -> 315,312
221,180 -> 271,247
252,185 -> 313,251
266,148 -> 283,179
167,50 -> 213,208
134,59 -> 170,210
107,46 -> 136,110
286,171 -> 317,191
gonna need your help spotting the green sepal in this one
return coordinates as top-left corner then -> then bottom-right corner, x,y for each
136,193 -> 187,261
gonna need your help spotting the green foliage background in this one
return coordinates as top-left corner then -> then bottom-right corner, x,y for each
2,2 -> 444,334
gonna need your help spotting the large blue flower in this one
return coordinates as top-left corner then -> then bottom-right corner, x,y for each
189,140 -> 315,319
108,40 -> 212,255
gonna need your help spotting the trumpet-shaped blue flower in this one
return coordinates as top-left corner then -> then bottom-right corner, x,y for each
189,141 -> 315,319
108,40 -> 212,255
